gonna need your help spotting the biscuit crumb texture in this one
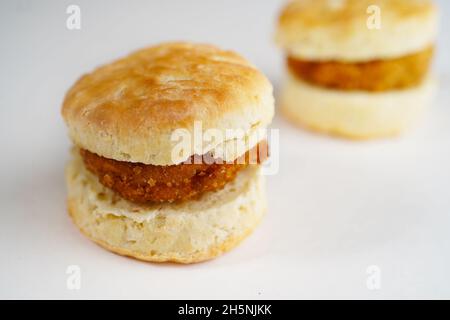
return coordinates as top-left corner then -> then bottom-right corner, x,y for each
66,153 -> 266,263
281,72 -> 436,139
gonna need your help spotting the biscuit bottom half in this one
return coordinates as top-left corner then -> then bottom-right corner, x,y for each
66,153 -> 266,264
281,72 -> 437,139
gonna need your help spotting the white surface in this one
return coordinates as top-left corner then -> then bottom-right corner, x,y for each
1,0 -> 450,299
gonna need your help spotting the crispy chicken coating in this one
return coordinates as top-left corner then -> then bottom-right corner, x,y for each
287,46 -> 433,92
80,141 -> 267,204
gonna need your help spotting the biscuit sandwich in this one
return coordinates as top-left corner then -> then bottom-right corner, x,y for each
62,42 -> 274,263
276,0 -> 438,139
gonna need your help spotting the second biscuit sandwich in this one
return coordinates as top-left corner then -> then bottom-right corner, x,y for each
276,0 -> 438,139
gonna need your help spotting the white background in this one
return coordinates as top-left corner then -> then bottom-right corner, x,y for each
1,0 -> 449,299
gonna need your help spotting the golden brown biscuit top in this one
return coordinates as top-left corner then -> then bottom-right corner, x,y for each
276,0 -> 438,61
63,42 -> 271,131
279,0 -> 435,29
61,42 -> 274,165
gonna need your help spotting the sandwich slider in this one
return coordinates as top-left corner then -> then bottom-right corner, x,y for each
276,0 -> 438,139
62,42 -> 274,263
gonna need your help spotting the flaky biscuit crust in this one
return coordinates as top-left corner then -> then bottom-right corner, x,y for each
62,42 -> 274,165
276,0 -> 438,61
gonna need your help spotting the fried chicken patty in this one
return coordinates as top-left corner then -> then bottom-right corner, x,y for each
287,46 -> 433,92
80,141 -> 268,204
